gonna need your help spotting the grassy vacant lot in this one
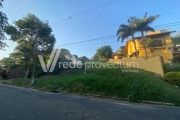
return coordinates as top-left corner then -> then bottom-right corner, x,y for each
7,67 -> 180,105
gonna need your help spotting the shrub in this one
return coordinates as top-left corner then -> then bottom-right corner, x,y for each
164,72 -> 180,86
1,70 -> 8,79
163,63 -> 180,73
7,66 -> 24,79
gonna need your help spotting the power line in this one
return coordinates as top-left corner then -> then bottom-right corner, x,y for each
51,3 -> 180,27
56,27 -> 179,48
4,22 -> 180,43
50,0 -> 119,26
5,3 -> 180,48
55,21 -> 180,39
57,40 -> 118,48
153,22 -> 180,27
54,23 -> 180,48
55,8 -> 180,38
55,34 -> 116,47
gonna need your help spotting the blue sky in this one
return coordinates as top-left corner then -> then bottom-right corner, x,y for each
1,0 -> 180,59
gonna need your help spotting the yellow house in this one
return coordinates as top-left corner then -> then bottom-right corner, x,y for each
114,30 -> 175,63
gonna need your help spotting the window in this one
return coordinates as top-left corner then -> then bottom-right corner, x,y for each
155,40 -> 163,47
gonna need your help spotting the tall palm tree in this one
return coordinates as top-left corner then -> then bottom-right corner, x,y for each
137,13 -> 160,58
117,17 -> 138,57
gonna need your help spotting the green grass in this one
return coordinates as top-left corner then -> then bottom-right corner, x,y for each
9,67 -> 180,105
0,77 -> 3,80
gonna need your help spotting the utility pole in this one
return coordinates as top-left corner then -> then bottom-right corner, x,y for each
31,28 -> 39,85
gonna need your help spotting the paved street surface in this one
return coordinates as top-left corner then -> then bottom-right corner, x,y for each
0,84 -> 180,120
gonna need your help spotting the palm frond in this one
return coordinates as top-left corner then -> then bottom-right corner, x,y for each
128,17 -> 137,24
144,26 -> 155,32
117,24 -> 131,42
144,12 -> 147,18
146,14 -> 160,24
136,13 -> 160,33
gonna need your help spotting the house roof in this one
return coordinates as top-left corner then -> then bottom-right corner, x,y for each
173,52 -> 180,54
128,31 -> 176,40
112,53 -> 125,56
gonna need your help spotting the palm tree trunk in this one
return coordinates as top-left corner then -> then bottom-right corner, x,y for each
144,46 -> 148,59
142,32 -> 148,59
132,34 -> 138,58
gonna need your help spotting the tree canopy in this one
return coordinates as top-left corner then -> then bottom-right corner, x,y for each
5,14 -> 56,79
117,17 -> 138,57
117,13 -> 159,58
96,46 -> 113,62
78,56 -> 89,63
91,53 -> 99,61
136,13 -> 159,36
172,35 -> 180,46
0,0 -> 8,50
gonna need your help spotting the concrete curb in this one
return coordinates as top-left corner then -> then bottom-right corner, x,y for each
0,78 -> 19,83
44,89 -> 177,107
1,83 -> 177,107
141,100 -> 175,106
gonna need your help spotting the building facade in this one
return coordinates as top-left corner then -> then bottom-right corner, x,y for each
113,30 -> 175,63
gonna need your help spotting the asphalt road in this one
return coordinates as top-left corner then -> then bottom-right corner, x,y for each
0,84 -> 180,120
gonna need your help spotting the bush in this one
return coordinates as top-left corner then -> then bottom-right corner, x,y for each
1,70 -> 8,79
163,63 -> 180,73
164,72 -> 180,86
7,66 -> 24,79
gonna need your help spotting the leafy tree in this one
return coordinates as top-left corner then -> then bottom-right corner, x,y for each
117,17 -> 138,57
136,13 -> 159,58
0,56 -> 26,79
5,14 -> 56,83
0,0 -> 3,7
78,56 -> 89,63
0,57 -> 16,67
119,46 -> 126,53
51,49 -> 74,75
73,55 -> 78,59
91,53 -> 99,61
0,0 -> 8,50
172,35 -> 180,47
117,14 -> 159,58
96,46 -> 112,62
143,39 -> 157,54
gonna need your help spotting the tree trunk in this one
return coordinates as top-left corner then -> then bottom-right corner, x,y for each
144,46 -> 148,59
24,47 -> 33,79
132,34 -> 138,58
31,29 -> 39,85
25,66 -> 30,79
142,32 -> 148,59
